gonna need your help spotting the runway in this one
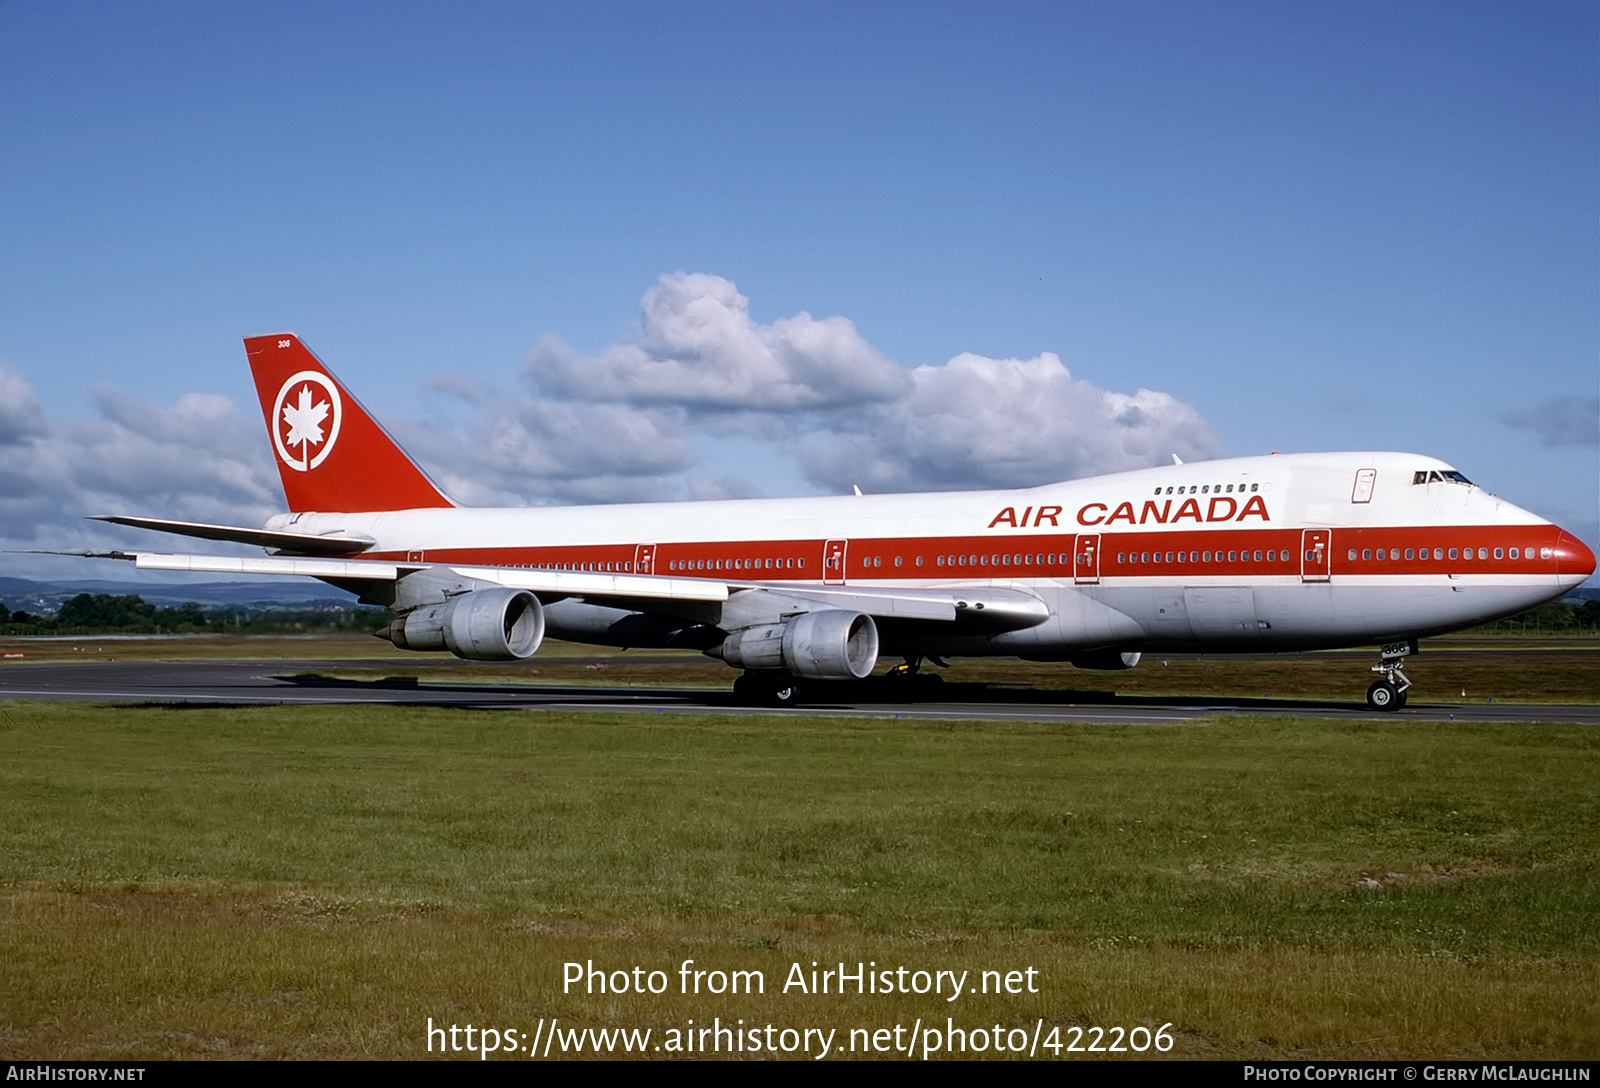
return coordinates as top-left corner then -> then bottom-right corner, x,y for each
2,658 -> 1596,725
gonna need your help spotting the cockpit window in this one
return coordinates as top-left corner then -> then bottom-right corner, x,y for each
1412,470 -> 1473,486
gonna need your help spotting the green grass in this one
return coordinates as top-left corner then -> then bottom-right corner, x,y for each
1,702 -> 1597,1059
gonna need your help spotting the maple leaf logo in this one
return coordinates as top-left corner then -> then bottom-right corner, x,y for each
282,385 -> 329,454
271,372 -> 343,472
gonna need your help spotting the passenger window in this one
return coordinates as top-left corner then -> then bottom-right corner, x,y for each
1510,548 -> 1518,559
1348,549 -> 1358,561
1494,548 -> 1503,559
1361,549 -> 1370,561
1449,548 -> 1458,560
1477,548 -> 1487,560
1405,549 -> 1414,560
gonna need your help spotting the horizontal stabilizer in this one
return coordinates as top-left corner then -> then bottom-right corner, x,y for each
91,515 -> 376,556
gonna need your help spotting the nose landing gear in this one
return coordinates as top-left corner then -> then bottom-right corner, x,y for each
1366,641 -> 1416,711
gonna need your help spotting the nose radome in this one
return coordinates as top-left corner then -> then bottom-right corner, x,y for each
1555,530 -> 1597,580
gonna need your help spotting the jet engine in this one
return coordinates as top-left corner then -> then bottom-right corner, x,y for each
378,588 -> 545,661
717,610 -> 879,680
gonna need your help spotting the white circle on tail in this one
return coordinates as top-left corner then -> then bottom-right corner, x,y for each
272,371 -> 343,472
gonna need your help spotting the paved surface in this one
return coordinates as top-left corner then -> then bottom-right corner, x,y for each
2,658 -> 1595,725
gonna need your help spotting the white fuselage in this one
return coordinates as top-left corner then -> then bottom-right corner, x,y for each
266,451 -> 1593,657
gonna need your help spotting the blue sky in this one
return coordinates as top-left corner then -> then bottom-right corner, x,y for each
0,1 -> 1594,576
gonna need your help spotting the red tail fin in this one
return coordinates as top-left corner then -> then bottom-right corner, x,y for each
245,333 -> 454,512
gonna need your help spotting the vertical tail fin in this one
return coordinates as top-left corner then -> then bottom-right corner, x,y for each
245,333 -> 454,512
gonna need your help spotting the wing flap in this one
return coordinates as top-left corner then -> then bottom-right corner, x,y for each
127,552 -> 731,604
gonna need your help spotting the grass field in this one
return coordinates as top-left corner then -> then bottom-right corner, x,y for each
1,700 -> 1596,1060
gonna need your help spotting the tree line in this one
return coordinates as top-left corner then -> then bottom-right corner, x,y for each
0,593 -> 388,634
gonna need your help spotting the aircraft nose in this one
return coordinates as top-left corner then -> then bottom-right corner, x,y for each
1555,529 -> 1596,580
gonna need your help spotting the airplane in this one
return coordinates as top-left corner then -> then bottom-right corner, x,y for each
81,333 -> 1595,711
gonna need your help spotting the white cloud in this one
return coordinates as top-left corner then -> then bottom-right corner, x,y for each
0,371 -> 280,561
0,367 -> 48,446
525,272 -> 910,412
391,376 -> 695,506
1503,397 -> 1599,448
800,351 -> 1220,493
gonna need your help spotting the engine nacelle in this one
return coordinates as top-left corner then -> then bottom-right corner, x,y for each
1068,650 -> 1142,671
381,588 -> 545,661
719,610 -> 879,680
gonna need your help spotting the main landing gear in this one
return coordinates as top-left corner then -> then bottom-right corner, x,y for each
884,655 -> 948,691
732,670 -> 804,707
1366,643 -> 1414,712
733,656 -> 952,707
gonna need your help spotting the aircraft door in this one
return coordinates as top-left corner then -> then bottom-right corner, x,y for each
1074,534 -> 1100,584
823,539 -> 848,585
633,544 -> 655,575
1301,529 -> 1330,582
1351,468 -> 1377,504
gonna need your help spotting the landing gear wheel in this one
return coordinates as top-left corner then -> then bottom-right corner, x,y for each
767,677 -> 803,707
733,672 -> 803,707
1366,680 -> 1402,712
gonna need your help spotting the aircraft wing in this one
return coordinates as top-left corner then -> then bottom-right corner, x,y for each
114,551 -> 1049,632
